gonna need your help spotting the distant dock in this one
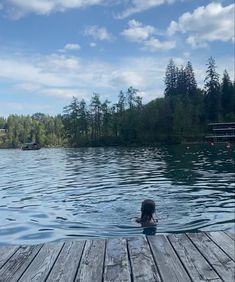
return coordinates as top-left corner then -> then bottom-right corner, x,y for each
0,231 -> 234,282
206,122 -> 235,143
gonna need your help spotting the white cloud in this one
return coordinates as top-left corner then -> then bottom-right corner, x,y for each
122,20 -> 176,52
0,102 -> 52,116
121,20 -> 155,42
90,42 -> 97,47
116,0 -> 177,19
42,54 -> 80,72
110,70 -> 145,87
40,88 -> 87,99
1,50 -> 234,108
186,36 -> 208,49
0,57 -> 68,86
64,43 -> 81,51
84,25 -> 114,41
0,52 -> 170,103
5,0 -> 105,18
143,37 -> 176,51
16,82 -> 42,92
3,0 -> 182,19
168,2 -> 235,48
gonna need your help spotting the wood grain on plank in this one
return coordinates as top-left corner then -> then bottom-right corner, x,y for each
0,246 -> 19,269
148,235 -> 191,282
104,238 -> 131,282
75,239 -> 105,282
18,242 -> 64,282
206,232 -> 235,261
224,231 -> 235,241
47,240 -> 85,282
168,233 -> 221,282
187,232 -> 235,282
128,236 -> 161,282
0,245 -> 42,282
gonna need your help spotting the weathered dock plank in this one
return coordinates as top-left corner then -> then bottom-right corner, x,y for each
0,232 -> 234,282
148,235 -> 191,282
18,242 -> 64,282
224,231 -> 235,241
206,232 -> 235,261
187,232 -> 235,282
104,238 -> 131,282
0,246 -> 19,269
75,239 -> 106,282
47,240 -> 85,282
168,233 -> 221,282
0,245 -> 42,282
128,236 -> 161,282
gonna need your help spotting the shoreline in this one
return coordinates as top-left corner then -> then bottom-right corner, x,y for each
1,140 -> 234,150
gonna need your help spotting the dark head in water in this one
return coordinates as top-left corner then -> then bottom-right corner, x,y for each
141,199 -> 156,222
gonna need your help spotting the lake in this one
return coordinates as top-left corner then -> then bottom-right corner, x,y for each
0,145 -> 234,245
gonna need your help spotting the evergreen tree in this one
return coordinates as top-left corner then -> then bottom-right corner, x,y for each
185,61 -> 197,96
0,117 -> 6,129
221,70 -> 234,119
204,57 -> 221,122
126,87 -> 140,109
63,97 -> 80,144
90,93 -> 102,140
78,99 -> 89,138
101,99 -> 111,138
1,58 -> 234,148
116,91 -> 126,137
176,66 -> 187,96
117,91 -> 126,113
164,59 -> 178,97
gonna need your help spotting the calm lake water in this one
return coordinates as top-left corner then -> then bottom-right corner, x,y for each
0,145 -> 234,245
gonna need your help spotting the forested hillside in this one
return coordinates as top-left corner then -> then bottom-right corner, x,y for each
1,57 -> 234,148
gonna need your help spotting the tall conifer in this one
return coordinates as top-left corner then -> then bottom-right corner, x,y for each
204,57 -> 220,121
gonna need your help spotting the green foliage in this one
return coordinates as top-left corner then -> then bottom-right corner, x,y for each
204,57 -> 221,122
0,114 -> 64,148
0,117 -> 6,129
1,57 -> 234,148
221,70 -> 235,120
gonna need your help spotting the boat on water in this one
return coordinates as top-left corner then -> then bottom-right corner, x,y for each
21,142 -> 41,151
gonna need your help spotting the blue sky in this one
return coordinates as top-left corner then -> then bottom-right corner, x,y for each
0,0 -> 234,117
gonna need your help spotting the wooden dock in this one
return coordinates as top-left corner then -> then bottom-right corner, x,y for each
0,231 -> 234,282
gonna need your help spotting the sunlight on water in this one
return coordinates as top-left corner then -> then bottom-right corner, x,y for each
0,145 -> 234,245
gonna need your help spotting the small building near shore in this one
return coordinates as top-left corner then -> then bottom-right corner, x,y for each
206,122 -> 235,143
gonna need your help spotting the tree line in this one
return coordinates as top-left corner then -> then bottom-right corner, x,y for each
0,57 -> 234,148
0,114 -> 64,148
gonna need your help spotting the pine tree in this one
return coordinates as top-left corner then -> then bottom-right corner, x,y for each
221,70 -> 233,119
117,90 -> 126,113
185,61 -> 197,96
90,93 -> 102,140
63,97 -> 80,144
204,57 -> 221,122
101,99 -> 111,137
78,99 -> 88,137
176,66 -> 187,95
164,59 -> 178,97
126,87 -> 139,109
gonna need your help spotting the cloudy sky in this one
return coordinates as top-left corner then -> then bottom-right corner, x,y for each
0,0 -> 234,116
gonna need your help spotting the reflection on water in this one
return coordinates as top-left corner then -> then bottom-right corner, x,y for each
143,226 -> 157,236
0,145 -> 234,245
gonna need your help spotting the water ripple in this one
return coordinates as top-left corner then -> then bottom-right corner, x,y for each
0,145 -> 234,245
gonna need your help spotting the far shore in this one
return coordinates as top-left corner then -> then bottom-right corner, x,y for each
1,140 -> 233,150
